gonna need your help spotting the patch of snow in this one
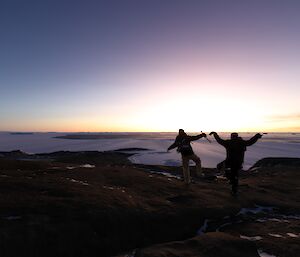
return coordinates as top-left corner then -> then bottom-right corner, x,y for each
66,178 -> 89,186
268,218 -> 290,223
249,167 -> 260,172
80,164 -> 95,168
257,218 -> 289,223
280,214 -> 300,220
268,233 -> 284,238
286,233 -> 299,238
103,186 -> 114,190
148,170 -> 181,179
257,249 -> 277,257
238,205 -> 274,216
216,175 -> 227,180
197,219 -> 209,235
240,235 -> 263,241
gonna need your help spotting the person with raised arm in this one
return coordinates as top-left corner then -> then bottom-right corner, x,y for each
209,132 -> 262,196
168,129 -> 207,185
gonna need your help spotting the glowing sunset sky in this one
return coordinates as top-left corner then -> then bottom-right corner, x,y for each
0,0 -> 299,132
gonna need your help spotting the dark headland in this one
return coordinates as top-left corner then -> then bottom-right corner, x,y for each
0,150 -> 299,257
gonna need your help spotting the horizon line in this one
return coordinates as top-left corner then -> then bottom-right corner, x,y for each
1,131 -> 299,134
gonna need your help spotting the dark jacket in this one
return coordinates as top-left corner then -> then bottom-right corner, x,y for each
168,134 -> 203,156
213,133 -> 261,169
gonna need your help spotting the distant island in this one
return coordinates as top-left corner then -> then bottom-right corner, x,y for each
55,133 -> 170,140
10,132 -> 34,135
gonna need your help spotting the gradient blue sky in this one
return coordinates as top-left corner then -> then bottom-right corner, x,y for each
1,0 -> 299,132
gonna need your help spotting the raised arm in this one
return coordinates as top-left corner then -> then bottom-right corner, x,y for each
209,132 -> 227,146
188,132 -> 206,142
245,133 -> 262,146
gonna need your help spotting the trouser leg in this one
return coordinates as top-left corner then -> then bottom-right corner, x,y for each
182,156 -> 191,184
230,168 -> 239,195
190,154 -> 202,177
225,168 -> 231,180
217,160 -> 226,173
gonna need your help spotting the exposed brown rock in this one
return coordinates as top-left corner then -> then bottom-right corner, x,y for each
0,152 -> 299,257
135,232 -> 260,257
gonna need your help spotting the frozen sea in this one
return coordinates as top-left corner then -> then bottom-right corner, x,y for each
0,132 -> 299,169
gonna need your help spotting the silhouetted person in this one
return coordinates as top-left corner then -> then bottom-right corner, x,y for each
168,129 -> 207,185
209,132 -> 262,196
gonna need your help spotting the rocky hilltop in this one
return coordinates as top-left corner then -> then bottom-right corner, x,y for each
0,151 -> 299,257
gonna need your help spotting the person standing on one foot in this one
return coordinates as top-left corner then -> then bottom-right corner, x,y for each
168,129 -> 207,185
209,132 -> 262,196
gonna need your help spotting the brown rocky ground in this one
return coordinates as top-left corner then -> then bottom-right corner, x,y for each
0,152 -> 299,257
134,232 -> 260,257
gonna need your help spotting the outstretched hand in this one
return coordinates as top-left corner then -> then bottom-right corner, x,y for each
209,131 -> 216,136
201,132 -> 207,137
256,133 -> 263,138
